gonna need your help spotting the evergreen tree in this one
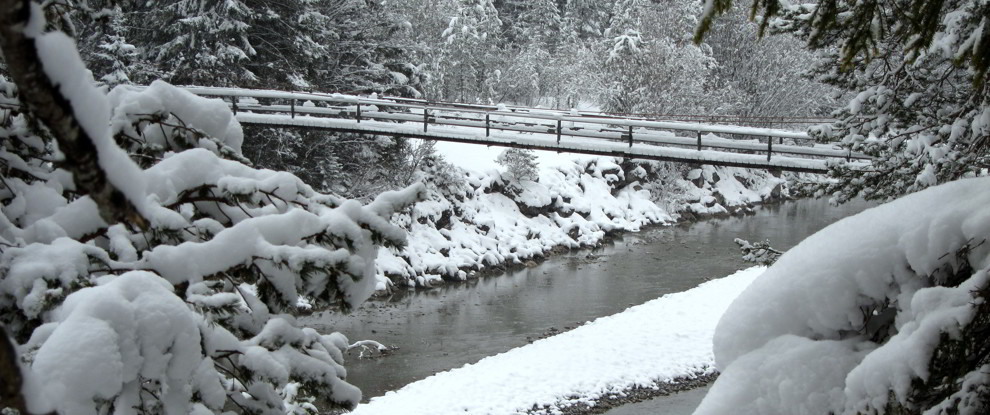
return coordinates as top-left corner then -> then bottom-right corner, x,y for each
510,0 -> 563,50
602,0 -> 717,114
0,2 -> 423,412
695,0 -> 990,411
703,10 -> 840,123
146,0 -> 257,86
561,0 -> 613,40
433,0 -> 504,102
696,0 -> 989,202
496,148 -> 539,183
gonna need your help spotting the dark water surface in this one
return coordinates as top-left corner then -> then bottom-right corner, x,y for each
311,198 -> 874,403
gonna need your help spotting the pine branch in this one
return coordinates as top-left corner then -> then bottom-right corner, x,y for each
0,0 -> 147,229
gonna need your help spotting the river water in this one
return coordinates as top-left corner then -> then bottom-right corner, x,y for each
312,198 -> 874,405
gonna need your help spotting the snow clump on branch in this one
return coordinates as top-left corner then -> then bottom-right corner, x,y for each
695,177 -> 990,415
0,73 -> 423,413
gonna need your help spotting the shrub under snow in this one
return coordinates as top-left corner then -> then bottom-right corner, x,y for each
694,177 -> 990,415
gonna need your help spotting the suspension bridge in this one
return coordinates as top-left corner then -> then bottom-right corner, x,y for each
181,87 -> 871,174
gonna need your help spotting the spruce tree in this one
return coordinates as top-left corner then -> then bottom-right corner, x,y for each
694,0 -> 990,411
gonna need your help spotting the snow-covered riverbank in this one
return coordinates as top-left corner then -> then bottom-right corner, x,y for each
350,266 -> 763,415
374,156 -> 797,290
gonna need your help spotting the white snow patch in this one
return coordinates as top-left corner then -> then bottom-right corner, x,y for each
352,267 -> 762,415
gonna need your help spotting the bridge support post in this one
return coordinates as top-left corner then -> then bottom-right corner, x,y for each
767,136 -> 772,161
290,99 -> 295,119
557,120 -> 562,144
486,113 -> 490,137
356,102 -> 362,123
231,97 -> 237,115
696,131 -> 702,151
628,126 -> 633,147
424,108 -> 429,133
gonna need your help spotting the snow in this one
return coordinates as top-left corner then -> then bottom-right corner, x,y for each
235,112 -> 856,173
29,9 -> 150,217
174,86 -> 872,173
109,81 -> 244,153
373,156 -> 792,288
27,271 -> 207,415
351,267 -> 763,415
434,140 -> 577,172
3,76 -> 420,412
695,177 -> 990,415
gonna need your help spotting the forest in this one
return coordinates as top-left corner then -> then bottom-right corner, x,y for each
1,0 -> 988,413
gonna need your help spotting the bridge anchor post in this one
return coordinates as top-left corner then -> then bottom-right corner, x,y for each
628,126 -> 633,147
290,99 -> 295,119
486,113 -> 490,137
424,108 -> 429,133
356,102 -> 362,123
231,97 -> 237,115
696,131 -> 702,151
557,120 -> 562,144
767,136 -> 772,161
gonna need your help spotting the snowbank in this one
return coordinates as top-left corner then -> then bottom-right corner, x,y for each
695,177 -> 990,415
351,267 -> 763,415
375,157 -> 793,290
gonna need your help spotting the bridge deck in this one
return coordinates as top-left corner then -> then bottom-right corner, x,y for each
240,113 -> 841,173
173,86 -> 872,174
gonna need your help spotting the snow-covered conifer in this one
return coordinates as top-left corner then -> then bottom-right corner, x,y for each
693,0 -> 990,410
561,0 -> 613,40
697,0 -> 989,202
511,0 -> 563,50
496,148 -> 539,184
0,3 -> 423,413
602,0 -> 716,114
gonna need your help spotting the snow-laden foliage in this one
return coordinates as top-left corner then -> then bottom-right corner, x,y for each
495,148 -> 539,183
373,158 -> 792,289
74,0 -> 422,95
562,0 -> 614,41
697,0 -> 989,201
695,178 -> 990,415
703,10 -> 842,124
0,72 -> 422,413
430,0 -> 503,102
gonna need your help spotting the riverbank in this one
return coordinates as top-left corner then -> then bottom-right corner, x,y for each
373,157 -> 808,292
348,267 -> 763,415
553,373 -> 716,415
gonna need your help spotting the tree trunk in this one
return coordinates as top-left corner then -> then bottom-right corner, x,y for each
0,0 -> 147,229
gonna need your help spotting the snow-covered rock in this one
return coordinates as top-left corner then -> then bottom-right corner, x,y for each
375,157 -> 796,289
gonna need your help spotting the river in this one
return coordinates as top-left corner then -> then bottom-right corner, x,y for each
312,197 -> 874,408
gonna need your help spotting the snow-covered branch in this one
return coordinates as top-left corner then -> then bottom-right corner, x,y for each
0,0 -> 147,228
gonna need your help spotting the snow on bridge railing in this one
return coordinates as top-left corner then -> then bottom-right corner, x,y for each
179,86 -> 819,141
171,86 -> 872,167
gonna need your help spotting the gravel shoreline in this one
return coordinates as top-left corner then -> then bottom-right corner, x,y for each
529,372 -> 718,415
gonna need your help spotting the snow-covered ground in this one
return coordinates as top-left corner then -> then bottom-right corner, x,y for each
433,140 -> 582,171
372,154 -> 796,290
350,267 -> 763,415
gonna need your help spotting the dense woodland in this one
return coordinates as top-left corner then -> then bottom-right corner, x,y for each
50,0 -> 841,199
1,0 -> 989,413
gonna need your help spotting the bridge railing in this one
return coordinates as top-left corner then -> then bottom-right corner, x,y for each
176,86 -> 870,163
